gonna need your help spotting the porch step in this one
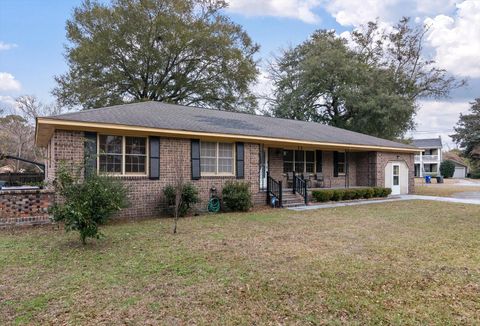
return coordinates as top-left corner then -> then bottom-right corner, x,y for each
281,192 -> 306,207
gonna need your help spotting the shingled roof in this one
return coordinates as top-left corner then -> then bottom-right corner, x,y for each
411,138 -> 443,148
38,101 -> 418,151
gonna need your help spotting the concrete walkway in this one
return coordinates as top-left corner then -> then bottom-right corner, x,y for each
288,194 -> 480,211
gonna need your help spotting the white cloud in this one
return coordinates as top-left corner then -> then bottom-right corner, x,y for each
0,41 -> 17,51
0,95 -> 18,115
323,0 -> 456,27
0,72 -> 21,92
410,100 -> 470,149
226,0 -> 321,23
424,0 -> 480,77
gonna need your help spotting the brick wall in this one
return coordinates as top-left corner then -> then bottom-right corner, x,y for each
47,131 -> 261,219
0,189 -> 54,227
374,152 -> 415,193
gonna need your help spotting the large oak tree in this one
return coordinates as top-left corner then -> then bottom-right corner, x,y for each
267,18 -> 465,139
53,0 -> 260,112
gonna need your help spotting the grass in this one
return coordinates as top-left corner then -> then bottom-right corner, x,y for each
1,201 -> 480,324
415,184 -> 480,197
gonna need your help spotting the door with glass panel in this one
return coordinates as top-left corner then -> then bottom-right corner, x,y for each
391,164 -> 401,195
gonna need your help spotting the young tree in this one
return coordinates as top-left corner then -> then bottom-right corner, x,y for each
52,163 -> 129,245
53,0 -> 259,112
451,98 -> 480,166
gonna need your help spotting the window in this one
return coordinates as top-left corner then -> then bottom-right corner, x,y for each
98,135 -> 147,175
305,151 -> 315,173
200,142 -> 234,175
125,137 -> 146,173
337,152 -> 346,175
283,150 -> 294,173
283,150 -> 316,174
99,135 -> 123,173
393,165 -> 400,186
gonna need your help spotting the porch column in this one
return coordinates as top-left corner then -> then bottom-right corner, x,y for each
419,151 -> 423,178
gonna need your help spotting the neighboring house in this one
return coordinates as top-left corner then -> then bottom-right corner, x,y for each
412,137 -> 443,177
35,102 -> 419,217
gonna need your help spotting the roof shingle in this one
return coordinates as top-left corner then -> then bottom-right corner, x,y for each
45,101 -> 417,150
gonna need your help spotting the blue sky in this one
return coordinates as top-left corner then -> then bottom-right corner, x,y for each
1,0 -> 479,147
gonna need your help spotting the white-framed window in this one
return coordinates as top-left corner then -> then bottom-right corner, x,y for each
98,135 -> 148,175
200,141 -> 235,176
283,150 -> 316,174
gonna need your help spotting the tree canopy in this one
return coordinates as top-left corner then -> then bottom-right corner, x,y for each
266,18 -> 464,139
53,0 -> 259,112
452,98 -> 480,163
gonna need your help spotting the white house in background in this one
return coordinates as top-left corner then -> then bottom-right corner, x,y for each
412,137 -> 443,177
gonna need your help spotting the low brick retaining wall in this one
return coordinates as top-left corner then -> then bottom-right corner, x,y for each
0,189 -> 54,227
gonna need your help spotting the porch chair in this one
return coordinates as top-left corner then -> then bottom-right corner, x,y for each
286,172 -> 294,188
314,172 -> 324,188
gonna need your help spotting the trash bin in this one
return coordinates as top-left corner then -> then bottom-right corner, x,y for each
425,175 -> 431,184
436,176 -> 444,183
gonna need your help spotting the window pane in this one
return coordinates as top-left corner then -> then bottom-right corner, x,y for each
306,162 -> 315,173
99,135 -> 122,154
200,142 -> 217,173
338,163 -> 345,174
295,162 -> 304,173
337,152 -> 345,163
305,151 -> 314,162
393,165 -> 399,175
125,155 -> 146,173
126,137 -> 146,155
99,154 -> 122,173
295,150 -> 304,162
393,175 -> 399,186
218,158 -> 233,173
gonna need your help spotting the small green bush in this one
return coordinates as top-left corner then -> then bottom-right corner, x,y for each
331,189 -> 344,201
222,181 -> 252,212
312,190 -> 333,202
440,160 -> 456,178
164,183 -> 199,217
310,187 -> 392,203
363,188 -> 375,199
51,164 -> 129,245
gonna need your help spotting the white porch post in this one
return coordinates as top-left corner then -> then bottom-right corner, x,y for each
419,151 -> 423,178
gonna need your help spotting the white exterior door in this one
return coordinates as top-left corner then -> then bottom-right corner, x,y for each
259,146 -> 268,190
391,164 -> 401,195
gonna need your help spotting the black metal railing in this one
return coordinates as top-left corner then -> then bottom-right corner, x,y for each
266,171 -> 282,207
292,172 -> 308,205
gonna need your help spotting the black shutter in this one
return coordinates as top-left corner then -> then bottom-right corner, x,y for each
236,142 -> 244,179
316,150 -> 322,173
149,136 -> 160,180
333,151 -> 339,177
84,132 -> 97,177
191,139 -> 201,180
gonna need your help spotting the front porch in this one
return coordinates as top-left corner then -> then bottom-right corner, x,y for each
260,146 -> 414,207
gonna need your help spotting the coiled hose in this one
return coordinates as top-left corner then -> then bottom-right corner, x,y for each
207,197 -> 221,213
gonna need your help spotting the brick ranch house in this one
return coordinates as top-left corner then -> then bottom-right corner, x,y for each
35,102 -> 419,217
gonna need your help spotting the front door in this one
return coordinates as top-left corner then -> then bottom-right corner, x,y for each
259,145 -> 268,190
392,164 -> 401,195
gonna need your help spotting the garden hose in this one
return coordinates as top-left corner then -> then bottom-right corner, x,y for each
208,197 -> 221,213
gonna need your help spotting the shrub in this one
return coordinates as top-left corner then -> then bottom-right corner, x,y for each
440,160 -> 456,178
342,189 -> 354,200
372,187 -> 383,197
164,183 -> 199,217
363,188 -> 375,199
51,164 -> 129,245
353,188 -> 366,199
222,181 -> 252,211
312,190 -> 333,202
331,189 -> 344,201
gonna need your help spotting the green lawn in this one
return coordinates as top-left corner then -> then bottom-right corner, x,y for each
1,201 -> 480,325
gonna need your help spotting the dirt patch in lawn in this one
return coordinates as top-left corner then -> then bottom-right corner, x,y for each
1,201 -> 479,324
